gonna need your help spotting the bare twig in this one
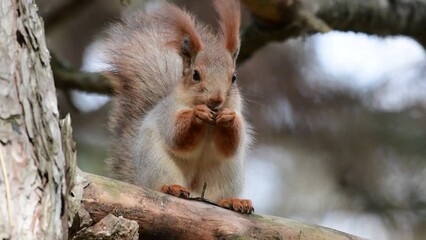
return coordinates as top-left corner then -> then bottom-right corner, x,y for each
201,182 -> 207,198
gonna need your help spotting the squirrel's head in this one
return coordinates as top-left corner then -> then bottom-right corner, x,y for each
170,0 -> 241,110
180,40 -> 239,110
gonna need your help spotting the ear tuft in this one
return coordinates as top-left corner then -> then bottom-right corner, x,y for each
180,36 -> 196,69
214,0 -> 241,59
160,4 -> 203,70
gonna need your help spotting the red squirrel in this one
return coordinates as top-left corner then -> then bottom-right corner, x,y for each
98,0 -> 253,213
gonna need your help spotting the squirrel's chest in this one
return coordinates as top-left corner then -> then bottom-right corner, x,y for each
188,126 -> 220,159
178,126 -> 229,165
180,129 -> 229,191
169,126 -> 238,197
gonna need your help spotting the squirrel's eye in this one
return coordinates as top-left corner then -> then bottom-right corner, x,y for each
193,70 -> 201,81
232,72 -> 237,83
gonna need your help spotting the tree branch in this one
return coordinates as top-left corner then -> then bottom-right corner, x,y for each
51,55 -> 113,94
51,0 -> 426,94
70,171 -> 364,240
238,0 -> 426,62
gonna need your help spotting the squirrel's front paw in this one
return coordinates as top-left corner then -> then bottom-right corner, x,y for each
215,108 -> 236,127
218,198 -> 254,214
194,105 -> 216,125
161,185 -> 190,199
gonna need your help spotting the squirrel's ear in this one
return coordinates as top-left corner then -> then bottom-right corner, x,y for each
161,4 -> 203,71
180,35 -> 200,72
214,0 -> 241,62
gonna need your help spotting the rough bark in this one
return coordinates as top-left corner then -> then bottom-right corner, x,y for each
0,0 -> 68,238
72,171 -> 364,240
73,214 -> 139,240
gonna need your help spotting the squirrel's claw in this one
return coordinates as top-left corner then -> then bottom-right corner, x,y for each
194,105 -> 215,125
216,108 -> 236,127
161,185 -> 190,199
217,198 -> 254,214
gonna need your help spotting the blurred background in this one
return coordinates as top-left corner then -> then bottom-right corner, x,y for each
37,0 -> 426,239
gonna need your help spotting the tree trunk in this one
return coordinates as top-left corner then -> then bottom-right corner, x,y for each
0,0 -> 69,238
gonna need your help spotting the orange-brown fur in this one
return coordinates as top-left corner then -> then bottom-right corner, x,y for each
161,185 -> 190,199
215,113 -> 241,158
171,109 -> 206,152
217,198 -> 254,214
214,0 -> 241,55
98,0 -> 253,213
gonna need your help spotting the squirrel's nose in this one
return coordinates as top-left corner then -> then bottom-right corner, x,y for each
208,95 -> 223,109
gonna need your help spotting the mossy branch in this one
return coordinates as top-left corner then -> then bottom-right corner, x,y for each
69,171 -> 365,240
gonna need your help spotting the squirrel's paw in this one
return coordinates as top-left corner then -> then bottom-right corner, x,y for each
217,198 -> 254,214
161,185 -> 190,199
194,105 -> 215,125
215,108 -> 236,127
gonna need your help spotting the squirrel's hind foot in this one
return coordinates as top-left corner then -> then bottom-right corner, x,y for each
217,198 -> 254,214
161,185 -> 190,199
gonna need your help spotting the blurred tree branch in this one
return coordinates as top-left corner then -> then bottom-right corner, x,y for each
52,0 -> 426,94
52,55 -> 113,94
239,0 -> 426,61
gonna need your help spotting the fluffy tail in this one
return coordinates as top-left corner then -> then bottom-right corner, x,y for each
98,3 -> 203,137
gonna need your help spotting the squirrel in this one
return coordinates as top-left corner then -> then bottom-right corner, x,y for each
97,0 -> 253,214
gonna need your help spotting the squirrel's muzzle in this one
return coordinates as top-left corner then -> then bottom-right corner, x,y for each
207,95 -> 223,110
